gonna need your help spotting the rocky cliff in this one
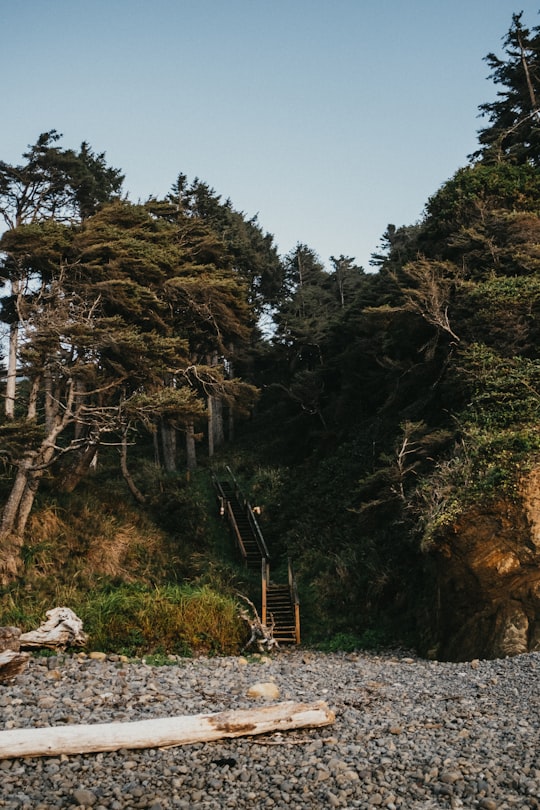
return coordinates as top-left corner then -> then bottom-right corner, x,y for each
431,467 -> 540,661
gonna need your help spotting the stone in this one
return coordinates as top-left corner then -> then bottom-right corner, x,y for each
89,651 -> 107,662
246,681 -> 280,699
72,788 -> 97,806
479,801 -> 498,810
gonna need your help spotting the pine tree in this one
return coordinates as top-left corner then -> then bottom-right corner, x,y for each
473,12 -> 540,165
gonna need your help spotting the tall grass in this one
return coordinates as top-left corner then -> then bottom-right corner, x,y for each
0,583 -> 245,656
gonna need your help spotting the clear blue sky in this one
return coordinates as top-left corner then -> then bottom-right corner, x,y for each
3,1 -> 540,269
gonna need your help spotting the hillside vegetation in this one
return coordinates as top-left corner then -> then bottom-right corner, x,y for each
2,12 -> 540,659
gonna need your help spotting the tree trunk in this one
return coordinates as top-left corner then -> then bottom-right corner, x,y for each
212,395 -> 224,448
43,368 -> 59,435
0,701 -> 335,759
5,320 -> 18,420
0,383 -> 75,583
160,418 -> 177,472
59,443 -> 100,493
13,430 -> 59,538
228,402 -> 235,443
26,375 -> 41,421
120,433 -> 146,504
153,429 -> 161,466
227,351 -> 235,441
186,421 -> 197,471
0,453 -> 36,537
14,468 -> 44,537
207,396 -> 215,458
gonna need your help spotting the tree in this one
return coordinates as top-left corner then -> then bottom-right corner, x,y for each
167,175 -> 284,316
0,132 -> 123,419
472,12 -> 540,165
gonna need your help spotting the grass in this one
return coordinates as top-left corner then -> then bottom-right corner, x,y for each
0,582 -> 246,657
0,460 -> 260,657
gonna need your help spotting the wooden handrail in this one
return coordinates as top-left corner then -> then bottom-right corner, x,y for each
227,502 -> 248,563
261,558 -> 269,625
225,465 -> 271,561
288,558 -> 301,644
247,504 -> 271,561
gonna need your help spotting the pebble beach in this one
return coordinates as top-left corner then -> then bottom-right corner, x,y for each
0,648 -> 539,809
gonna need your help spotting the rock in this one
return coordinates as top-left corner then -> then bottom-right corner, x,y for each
440,770 -> 463,784
89,651 -> 107,661
72,788 -> 97,806
0,626 -> 21,653
246,681 -> 280,699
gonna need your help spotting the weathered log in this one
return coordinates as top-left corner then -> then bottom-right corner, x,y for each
0,649 -> 30,682
19,607 -> 87,650
0,700 -> 335,759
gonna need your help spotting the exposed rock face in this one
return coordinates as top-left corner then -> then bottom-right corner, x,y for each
430,467 -> 540,661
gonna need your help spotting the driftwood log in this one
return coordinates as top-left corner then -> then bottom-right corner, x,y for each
0,650 -> 30,682
19,607 -> 88,650
0,700 -> 335,760
0,626 -> 29,682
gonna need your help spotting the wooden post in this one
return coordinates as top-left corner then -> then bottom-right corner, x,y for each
0,701 -> 335,760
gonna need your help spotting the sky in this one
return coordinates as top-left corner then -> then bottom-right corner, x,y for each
2,0 -> 540,270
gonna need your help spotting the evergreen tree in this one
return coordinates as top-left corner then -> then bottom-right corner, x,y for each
473,11 -> 540,165
0,132 -> 124,418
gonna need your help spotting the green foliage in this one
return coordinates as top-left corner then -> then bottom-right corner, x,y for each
456,344 -> 540,430
425,163 -> 540,240
0,583 -> 244,656
79,583 -> 244,656
317,628 -> 390,653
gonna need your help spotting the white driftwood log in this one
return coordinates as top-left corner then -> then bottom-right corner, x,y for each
19,607 -> 87,650
0,700 -> 335,760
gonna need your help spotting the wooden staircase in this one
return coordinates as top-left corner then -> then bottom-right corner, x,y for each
213,467 -> 300,645
265,574 -> 300,645
216,479 -> 264,570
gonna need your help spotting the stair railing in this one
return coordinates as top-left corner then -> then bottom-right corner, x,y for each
212,470 -> 249,564
288,558 -> 301,644
225,466 -> 271,561
261,558 -> 270,626
226,501 -> 249,564
246,505 -> 271,561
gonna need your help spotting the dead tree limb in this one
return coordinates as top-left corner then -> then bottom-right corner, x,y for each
238,594 -> 279,653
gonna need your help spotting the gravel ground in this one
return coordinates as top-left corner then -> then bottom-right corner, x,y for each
0,648 -> 539,809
